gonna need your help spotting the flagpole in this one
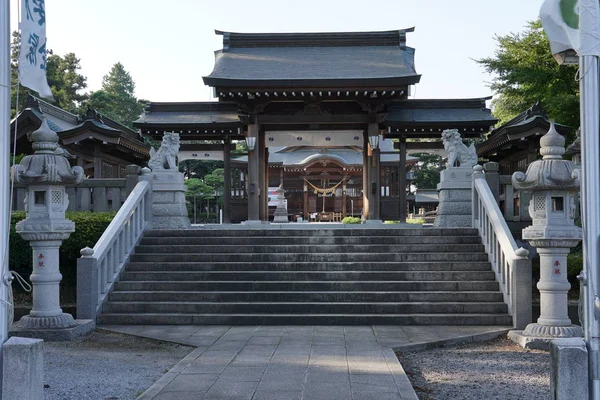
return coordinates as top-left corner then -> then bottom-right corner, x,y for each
0,0 -> 12,393
579,52 -> 600,399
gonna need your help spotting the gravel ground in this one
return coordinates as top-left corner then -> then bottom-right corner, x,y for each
43,329 -> 192,400
397,337 -> 550,400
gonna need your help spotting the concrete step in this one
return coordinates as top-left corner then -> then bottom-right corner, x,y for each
129,252 -> 490,262
119,270 -> 496,282
97,313 -> 514,326
102,301 -> 509,314
139,235 -> 483,245
100,227 -> 509,326
143,228 -> 480,237
133,243 -> 485,254
113,280 -> 501,292
125,261 -> 493,272
108,290 -> 505,303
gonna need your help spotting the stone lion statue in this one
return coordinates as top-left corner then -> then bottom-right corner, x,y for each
148,132 -> 180,171
442,129 -> 477,168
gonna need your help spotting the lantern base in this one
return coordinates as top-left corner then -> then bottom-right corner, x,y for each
508,323 -> 583,350
10,317 -> 95,341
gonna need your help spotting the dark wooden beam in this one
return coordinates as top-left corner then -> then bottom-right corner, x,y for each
257,114 -> 369,125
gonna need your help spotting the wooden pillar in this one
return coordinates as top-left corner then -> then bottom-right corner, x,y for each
93,145 -> 102,178
398,135 -> 407,222
303,178 -> 309,220
247,123 -> 260,221
362,132 -> 369,221
342,179 -> 347,217
367,123 -> 380,220
223,137 -> 232,223
258,130 -> 268,222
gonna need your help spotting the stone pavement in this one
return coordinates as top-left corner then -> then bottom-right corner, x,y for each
102,325 -> 510,400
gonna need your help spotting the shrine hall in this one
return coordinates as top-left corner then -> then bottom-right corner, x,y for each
134,29 -> 497,223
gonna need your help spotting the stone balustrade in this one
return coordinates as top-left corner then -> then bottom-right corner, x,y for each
472,165 -> 533,330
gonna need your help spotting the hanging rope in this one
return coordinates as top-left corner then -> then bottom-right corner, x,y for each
303,177 -> 348,195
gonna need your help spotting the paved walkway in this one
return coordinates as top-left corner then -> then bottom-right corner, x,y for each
102,325 -> 510,400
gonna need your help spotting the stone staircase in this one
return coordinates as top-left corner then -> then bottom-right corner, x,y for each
97,227 -> 513,325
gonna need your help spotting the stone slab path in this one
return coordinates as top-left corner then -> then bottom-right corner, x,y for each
102,325 -> 510,400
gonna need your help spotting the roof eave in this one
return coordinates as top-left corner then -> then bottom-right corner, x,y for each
203,75 -> 421,89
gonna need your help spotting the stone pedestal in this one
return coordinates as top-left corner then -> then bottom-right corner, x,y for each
434,166 -> 473,227
151,171 -> 191,229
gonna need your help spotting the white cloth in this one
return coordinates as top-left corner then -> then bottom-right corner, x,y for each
19,0 -> 53,99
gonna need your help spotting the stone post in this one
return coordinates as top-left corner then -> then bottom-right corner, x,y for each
11,117 -> 94,340
483,161 -> 500,203
508,123 -> 583,350
124,164 -> 142,196
550,338 -> 589,400
148,132 -> 190,229
272,184 -> 288,223
434,129 -> 478,227
2,337 -> 43,400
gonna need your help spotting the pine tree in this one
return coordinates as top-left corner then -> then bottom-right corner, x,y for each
87,62 -> 143,128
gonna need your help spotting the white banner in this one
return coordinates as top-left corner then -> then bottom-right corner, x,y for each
540,0 -> 600,56
19,0 -> 53,99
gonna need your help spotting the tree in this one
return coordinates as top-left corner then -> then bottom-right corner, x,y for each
179,160 -> 224,179
477,20 -> 579,129
10,31 -> 88,116
86,62 -> 143,128
411,153 -> 442,190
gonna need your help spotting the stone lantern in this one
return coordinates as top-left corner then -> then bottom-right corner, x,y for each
272,184 -> 288,223
509,123 -> 583,349
12,117 -> 92,339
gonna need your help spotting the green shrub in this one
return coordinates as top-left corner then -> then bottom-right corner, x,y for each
9,211 -> 115,301
341,216 -> 361,224
385,218 -> 426,224
567,251 -> 583,293
194,213 -> 218,224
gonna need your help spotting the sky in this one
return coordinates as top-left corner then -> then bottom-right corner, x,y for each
9,0 -> 544,103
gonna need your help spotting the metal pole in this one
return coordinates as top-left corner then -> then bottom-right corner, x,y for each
579,53 -> 600,399
0,0 -> 12,392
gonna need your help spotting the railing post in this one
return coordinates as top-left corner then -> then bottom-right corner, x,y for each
76,247 -> 99,321
511,247 -> 532,330
125,165 -> 142,197
472,165 -> 484,228
138,167 -> 153,229
483,162 -> 500,203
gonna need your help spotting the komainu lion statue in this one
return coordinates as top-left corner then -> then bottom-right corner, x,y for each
148,132 -> 180,171
442,129 -> 477,168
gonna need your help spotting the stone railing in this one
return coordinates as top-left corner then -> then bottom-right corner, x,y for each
76,168 -> 153,321
12,179 -> 127,212
472,165 -> 532,330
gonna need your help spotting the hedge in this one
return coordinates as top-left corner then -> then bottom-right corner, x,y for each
9,211 -> 115,300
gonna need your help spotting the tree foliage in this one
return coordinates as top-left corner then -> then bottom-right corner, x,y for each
86,62 -> 143,128
179,160 -> 224,179
411,153 -> 442,189
477,20 -> 579,128
10,31 -> 87,116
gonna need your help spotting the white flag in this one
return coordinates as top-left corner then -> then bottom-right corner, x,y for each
19,0 -> 53,100
540,0 -> 600,56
